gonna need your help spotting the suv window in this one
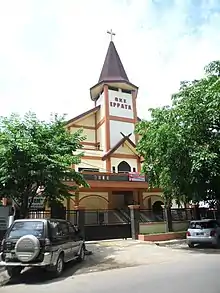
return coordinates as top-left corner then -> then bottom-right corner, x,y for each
8,221 -> 44,239
189,221 -> 219,229
59,221 -> 69,236
67,222 -> 76,234
49,220 -> 62,237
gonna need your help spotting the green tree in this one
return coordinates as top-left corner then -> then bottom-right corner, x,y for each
136,107 -> 188,231
136,60 -> 220,223
0,112 -> 88,218
172,60 -> 220,204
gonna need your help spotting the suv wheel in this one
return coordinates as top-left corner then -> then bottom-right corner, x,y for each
7,267 -> 22,279
52,254 -> 64,278
77,246 -> 85,262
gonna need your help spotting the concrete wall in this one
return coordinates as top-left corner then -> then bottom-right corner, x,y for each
139,221 -> 189,234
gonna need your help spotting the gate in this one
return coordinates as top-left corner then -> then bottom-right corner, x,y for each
84,209 -> 131,241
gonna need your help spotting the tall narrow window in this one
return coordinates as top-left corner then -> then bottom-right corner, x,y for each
133,167 -> 136,172
112,166 -> 116,173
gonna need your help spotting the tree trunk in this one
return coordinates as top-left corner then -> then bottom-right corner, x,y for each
164,206 -> 173,232
193,204 -> 200,220
19,194 -> 29,219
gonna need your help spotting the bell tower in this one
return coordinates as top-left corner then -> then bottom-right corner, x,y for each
90,31 -> 139,171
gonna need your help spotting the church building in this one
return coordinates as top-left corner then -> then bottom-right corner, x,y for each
65,37 -> 164,213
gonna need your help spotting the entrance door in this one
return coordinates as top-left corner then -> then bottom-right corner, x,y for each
111,191 -> 134,208
123,191 -> 134,206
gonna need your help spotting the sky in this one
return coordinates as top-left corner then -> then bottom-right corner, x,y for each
1,0 -> 220,120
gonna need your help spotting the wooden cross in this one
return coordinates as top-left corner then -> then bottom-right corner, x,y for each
107,29 -> 116,41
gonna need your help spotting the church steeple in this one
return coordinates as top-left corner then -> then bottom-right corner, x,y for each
98,41 -> 129,84
90,35 -> 138,101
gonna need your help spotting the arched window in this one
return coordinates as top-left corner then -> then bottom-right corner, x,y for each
117,161 -> 131,173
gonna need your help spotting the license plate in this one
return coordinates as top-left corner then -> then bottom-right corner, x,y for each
196,232 -> 204,236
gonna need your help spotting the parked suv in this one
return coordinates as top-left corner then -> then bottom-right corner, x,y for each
0,218 -> 85,278
186,219 -> 220,248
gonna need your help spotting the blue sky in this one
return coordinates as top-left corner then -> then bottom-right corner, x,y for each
1,0 -> 220,120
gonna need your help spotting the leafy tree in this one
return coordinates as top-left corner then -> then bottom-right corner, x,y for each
136,107 -> 188,230
0,112 -> 88,218
172,60 -> 220,204
136,60 -> 220,223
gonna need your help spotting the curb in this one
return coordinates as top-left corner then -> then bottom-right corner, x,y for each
85,238 -> 133,244
154,239 -> 186,246
85,239 -> 156,246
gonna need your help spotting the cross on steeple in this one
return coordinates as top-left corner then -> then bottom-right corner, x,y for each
107,29 -> 116,42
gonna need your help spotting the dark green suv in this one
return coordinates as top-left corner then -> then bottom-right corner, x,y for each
0,218 -> 85,278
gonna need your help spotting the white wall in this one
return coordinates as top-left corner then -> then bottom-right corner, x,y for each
108,89 -> 134,119
111,157 -> 137,172
110,120 -> 135,147
96,93 -> 105,120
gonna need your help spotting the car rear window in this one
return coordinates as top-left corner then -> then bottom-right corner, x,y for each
189,221 -> 217,229
8,221 -> 44,239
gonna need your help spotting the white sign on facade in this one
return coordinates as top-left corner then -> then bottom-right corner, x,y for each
108,90 -> 134,119
29,197 -> 45,210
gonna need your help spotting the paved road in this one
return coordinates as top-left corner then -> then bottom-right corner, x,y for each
1,252 -> 220,293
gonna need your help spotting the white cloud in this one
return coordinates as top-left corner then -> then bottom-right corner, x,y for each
0,0 -> 220,120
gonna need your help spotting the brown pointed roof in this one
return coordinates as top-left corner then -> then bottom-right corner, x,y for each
98,41 -> 129,83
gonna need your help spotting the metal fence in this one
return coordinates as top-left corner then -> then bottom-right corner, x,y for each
139,208 -> 194,222
28,210 -> 77,225
84,209 -> 130,226
27,208 -> 220,225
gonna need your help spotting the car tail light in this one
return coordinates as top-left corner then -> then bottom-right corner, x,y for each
44,238 -> 51,252
210,230 -> 216,237
186,231 -> 191,237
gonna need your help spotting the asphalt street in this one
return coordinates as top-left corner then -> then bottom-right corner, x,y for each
1,251 -> 220,293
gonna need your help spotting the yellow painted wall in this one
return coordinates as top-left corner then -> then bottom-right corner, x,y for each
76,159 -> 105,172
115,144 -> 135,155
70,126 -> 95,143
111,157 -> 137,172
79,192 -> 109,209
76,114 -> 96,127
97,123 -> 106,150
82,128 -> 96,142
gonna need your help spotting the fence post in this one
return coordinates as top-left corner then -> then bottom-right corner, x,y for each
75,206 -> 85,239
128,205 -> 140,240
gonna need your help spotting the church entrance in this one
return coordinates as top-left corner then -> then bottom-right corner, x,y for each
84,190 -> 134,241
152,201 -> 164,219
111,191 -> 134,208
